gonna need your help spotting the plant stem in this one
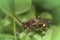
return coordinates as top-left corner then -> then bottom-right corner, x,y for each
13,14 -> 23,24
13,19 -> 17,40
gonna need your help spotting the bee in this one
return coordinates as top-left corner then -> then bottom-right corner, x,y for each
22,16 -> 52,31
13,14 -> 53,36
13,14 -> 52,31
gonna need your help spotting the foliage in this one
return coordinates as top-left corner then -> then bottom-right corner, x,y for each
0,0 -> 60,40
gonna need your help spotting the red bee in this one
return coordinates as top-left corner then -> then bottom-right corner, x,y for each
13,14 -> 53,36
22,19 -> 36,29
22,16 -> 53,31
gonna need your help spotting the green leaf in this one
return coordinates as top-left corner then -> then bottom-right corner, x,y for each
0,10 -> 5,19
0,0 -> 31,15
51,25 -> 60,40
42,0 -> 60,9
1,17 -> 11,27
52,8 -> 60,25
0,0 -> 12,16
18,6 -> 36,22
39,12 -> 52,19
0,34 -> 14,40
15,0 -> 32,14
34,0 -> 60,9
42,29 -> 52,40
19,32 -> 31,40
33,34 -> 41,40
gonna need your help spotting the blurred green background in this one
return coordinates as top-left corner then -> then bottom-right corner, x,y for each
0,0 -> 60,40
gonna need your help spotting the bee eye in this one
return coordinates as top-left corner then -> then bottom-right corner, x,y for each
43,24 -> 46,27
